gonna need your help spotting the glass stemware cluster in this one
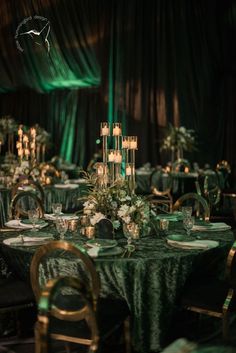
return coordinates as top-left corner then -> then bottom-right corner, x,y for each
182,206 -> 194,237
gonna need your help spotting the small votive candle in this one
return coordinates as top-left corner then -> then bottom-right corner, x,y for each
159,219 -> 169,231
84,226 -> 95,239
97,165 -> 104,175
112,123 -> 122,136
100,122 -> 110,136
184,167 -> 189,173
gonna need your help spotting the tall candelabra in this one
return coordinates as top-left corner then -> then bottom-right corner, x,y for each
98,122 -> 138,194
16,125 -> 37,167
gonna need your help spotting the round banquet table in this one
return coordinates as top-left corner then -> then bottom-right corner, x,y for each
0,183 -> 88,227
0,224 -> 234,353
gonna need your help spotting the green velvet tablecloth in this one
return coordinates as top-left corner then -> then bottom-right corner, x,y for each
0,224 -> 233,353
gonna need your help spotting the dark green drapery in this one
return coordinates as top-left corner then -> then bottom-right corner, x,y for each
0,0 -> 235,173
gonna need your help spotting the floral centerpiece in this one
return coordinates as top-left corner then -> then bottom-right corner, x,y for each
81,176 -> 152,237
160,124 -> 196,161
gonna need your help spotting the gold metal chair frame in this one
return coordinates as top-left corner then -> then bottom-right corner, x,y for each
30,241 -> 100,312
10,191 -> 45,219
173,192 -> 210,221
183,241 -> 236,340
149,186 -> 173,213
30,241 -> 131,353
35,276 -> 99,353
11,178 -> 45,202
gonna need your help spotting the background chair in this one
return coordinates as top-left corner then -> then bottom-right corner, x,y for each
173,192 -> 210,221
11,178 -> 45,203
10,191 -> 44,219
148,169 -> 173,213
180,241 -> 236,341
30,241 -> 130,353
35,276 -> 99,353
0,274 -> 35,339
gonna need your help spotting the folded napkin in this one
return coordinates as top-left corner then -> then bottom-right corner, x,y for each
87,246 -> 100,258
44,214 -> 78,221
54,184 -> 78,189
18,186 -> 35,192
167,239 -> 219,250
5,220 -> 48,230
193,222 -> 231,232
3,235 -> 53,246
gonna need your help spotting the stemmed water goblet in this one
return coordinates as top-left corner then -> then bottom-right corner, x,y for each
52,203 -> 62,218
183,216 -> 195,238
182,206 -> 192,220
28,209 -> 39,233
56,219 -> 68,240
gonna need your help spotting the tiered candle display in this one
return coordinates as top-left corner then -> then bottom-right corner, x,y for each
16,125 -> 37,166
99,122 -> 138,194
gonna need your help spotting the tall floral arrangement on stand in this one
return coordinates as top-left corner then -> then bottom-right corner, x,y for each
81,176 -> 151,236
160,124 -> 197,162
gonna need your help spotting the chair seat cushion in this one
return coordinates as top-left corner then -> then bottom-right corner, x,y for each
0,278 -> 35,309
181,278 -> 236,313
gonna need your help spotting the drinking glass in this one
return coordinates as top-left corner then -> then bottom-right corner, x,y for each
182,206 -> 192,219
52,203 -> 62,217
56,219 -> 68,240
183,217 -> 195,237
28,209 -> 39,233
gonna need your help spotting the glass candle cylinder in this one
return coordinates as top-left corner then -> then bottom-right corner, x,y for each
100,122 -> 110,136
112,123 -> 122,136
129,136 -> 138,150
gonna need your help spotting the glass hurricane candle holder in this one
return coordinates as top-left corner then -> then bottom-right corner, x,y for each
128,136 -> 138,150
100,122 -> 110,136
112,123 -> 122,136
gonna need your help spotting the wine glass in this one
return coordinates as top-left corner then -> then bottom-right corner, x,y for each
183,217 -> 195,237
182,206 -> 192,219
52,203 -> 62,218
56,219 -> 68,240
28,209 -> 39,233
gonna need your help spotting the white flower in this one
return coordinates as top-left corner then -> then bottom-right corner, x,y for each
123,215 -> 131,224
90,212 -> 106,226
118,204 -> 130,217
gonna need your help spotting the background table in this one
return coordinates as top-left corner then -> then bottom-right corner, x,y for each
0,183 -> 88,227
0,225 -> 233,352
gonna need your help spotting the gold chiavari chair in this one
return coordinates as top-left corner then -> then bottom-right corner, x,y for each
35,276 -> 99,353
10,191 -> 45,219
173,192 -> 210,221
148,169 -> 173,213
181,241 -> 236,340
30,241 -> 130,353
11,178 -> 45,202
